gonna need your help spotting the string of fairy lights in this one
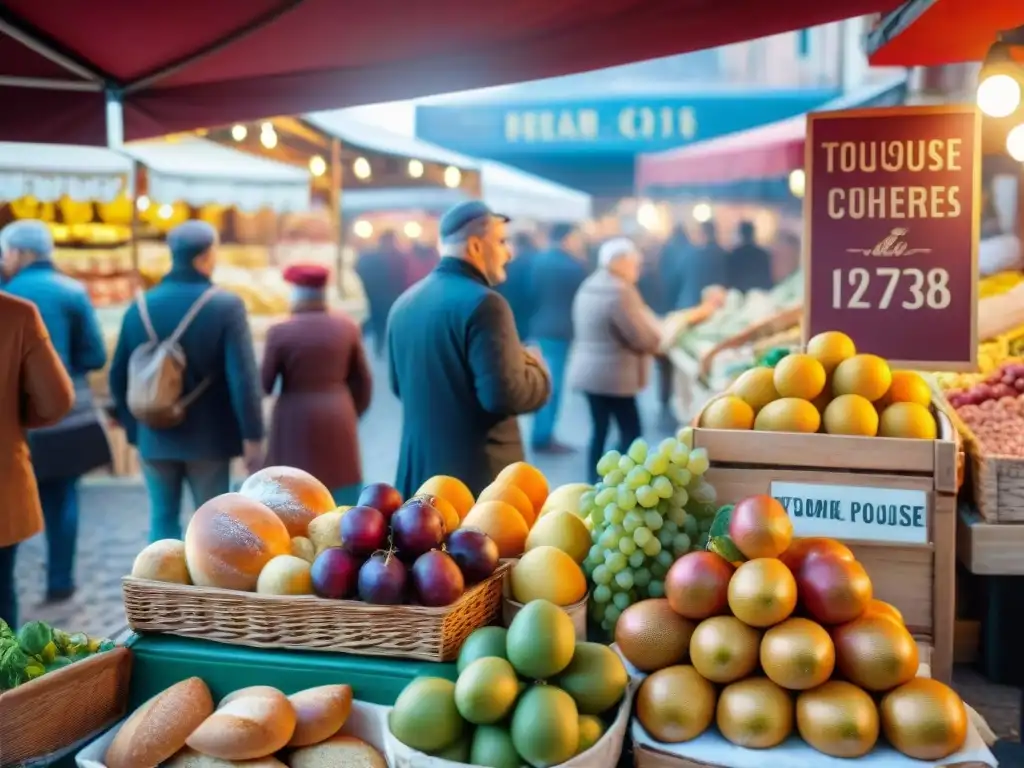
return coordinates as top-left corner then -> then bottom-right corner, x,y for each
976,26 -> 1024,162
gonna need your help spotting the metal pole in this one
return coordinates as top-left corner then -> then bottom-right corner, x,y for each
331,137 -> 344,297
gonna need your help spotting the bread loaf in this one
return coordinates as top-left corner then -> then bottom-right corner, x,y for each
131,539 -> 191,584
105,677 -> 214,768
289,735 -> 387,768
239,466 -> 336,537
287,684 -> 353,747
184,493 -> 291,590
164,747 -> 287,767
187,686 -> 296,760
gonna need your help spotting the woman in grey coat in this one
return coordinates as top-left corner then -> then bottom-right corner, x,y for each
566,238 -> 664,480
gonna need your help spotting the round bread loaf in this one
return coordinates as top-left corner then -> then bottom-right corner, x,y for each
131,539 -> 191,584
187,686 -> 296,760
239,466 -> 336,537
164,748 -> 287,767
287,684 -> 354,747
289,735 -> 386,768
105,677 -> 214,768
219,686 -> 283,707
184,493 -> 291,591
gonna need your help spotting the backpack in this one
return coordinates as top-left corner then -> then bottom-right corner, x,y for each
126,286 -> 219,428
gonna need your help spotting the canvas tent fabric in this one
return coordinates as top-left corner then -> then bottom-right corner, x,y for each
0,0 -> 901,146
307,113 -> 475,169
0,142 -> 131,202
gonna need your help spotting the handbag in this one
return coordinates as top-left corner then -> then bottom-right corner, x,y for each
28,380 -> 112,481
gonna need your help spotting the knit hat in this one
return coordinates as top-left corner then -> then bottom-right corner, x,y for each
167,220 -> 218,266
283,263 -> 329,303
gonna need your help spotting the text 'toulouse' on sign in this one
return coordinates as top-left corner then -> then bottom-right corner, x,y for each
803,104 -> 980,371
769,480 -> 929,545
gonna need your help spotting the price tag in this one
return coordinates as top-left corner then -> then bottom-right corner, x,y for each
769,481 -> 928,545
803,105 -> 980,371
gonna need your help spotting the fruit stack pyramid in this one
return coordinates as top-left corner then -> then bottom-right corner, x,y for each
618,494 -> 971,761
702,330 -> 939,439
389,600 -> 629,768
581,428 -> 719,632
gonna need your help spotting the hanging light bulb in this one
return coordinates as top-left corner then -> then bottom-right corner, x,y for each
403,221 -> 423,239
407,159 -> 424,178
260,121 -> 275,134
636,201 -> 660,231
260,128 -> 278,149
136,195 -> 151,212
977,42 -> 1023,118
309,155 -> 327,177
230,125 -> 248,142
1007,123 -> 1024,162
692,202 -> 713,223
353,157 -> 372,180
443,166 -> 462,188
353,219 -> 374,238
788,169 -> 806,199
157,204 -> 174,220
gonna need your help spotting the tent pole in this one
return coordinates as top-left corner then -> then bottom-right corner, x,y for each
106,88 -> 124,148
331,137 -> 344,298
129,161 -> 140,275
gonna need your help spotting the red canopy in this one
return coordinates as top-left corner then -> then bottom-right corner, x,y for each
636,116 -> 805,190
868,0 -> 1024,66
1,0 -> 901,146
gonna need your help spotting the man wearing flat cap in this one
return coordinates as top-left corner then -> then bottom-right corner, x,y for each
387,201 -> 551,497
109,220 -> 264,541
261,263 -> 373,506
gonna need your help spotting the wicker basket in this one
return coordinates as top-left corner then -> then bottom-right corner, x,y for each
122,562 -> 509,662
971,450 -> 1024,523
0,647 -> 132,767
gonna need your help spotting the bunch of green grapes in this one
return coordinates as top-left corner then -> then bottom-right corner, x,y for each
580,427 -> 718,633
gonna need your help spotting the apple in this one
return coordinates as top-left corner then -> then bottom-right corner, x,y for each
357,483 -> 404,521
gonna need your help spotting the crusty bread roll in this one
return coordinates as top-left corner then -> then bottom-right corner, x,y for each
131,539 -> 191,584
239,466 -> 336,537
184,493 -> 291,591
187,686 -> 296,760
287,684 -> 353,747
105,677 -> 213,768
219,686 -> 283,707
289,735 -> 387,768
164,747 -> 287,767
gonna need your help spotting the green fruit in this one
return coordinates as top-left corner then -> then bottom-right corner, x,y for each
457,626 -> 508,674
511,685 -> 579,768
471,725 -> 522,768
456,657 -> 521,724
556,642 -> 629,715
432,731 -> 473,762
577,715 -> 605,754
389,677 -> 464,752
506,600 -> 576,680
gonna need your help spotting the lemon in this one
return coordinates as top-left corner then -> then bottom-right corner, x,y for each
773,354 -> 827,400
807,331 -> 857,373
832,354 -> 893,402
526,511 -> 592,564
823,394 -> 879,436
510,546 -> 587,605
879,403 -> 937,440
700,396 -> 755,430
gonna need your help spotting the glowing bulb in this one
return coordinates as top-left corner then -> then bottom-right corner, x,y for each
636,201 -> 660,231
407,159 -> 424,178
353,157 -> 372,180
260,122 -> 275,134
788,169 -> 806,199
692,202 -> 713,223
260,129 -> 278,149
1007,123 -> 1024,162
136,195 -> 150,212
443,166 -> 462,188
230,124 -> 247,141
309,155 -> 327,177
353,219 -> 373,239
978,74 -> 1022,118
403,221 -> 423,239
157,204 -> 174,220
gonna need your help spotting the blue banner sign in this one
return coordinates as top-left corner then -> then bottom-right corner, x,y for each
416,90 -> 837,155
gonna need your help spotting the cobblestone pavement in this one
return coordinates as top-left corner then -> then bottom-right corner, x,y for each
14,353 -> 1023,744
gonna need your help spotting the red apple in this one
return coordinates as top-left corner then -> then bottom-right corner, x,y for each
310,547 -> 361,599
357,483 -> 404,521
445,528 -> 499,583
391,499 -> 445,561
798,555 -> 873,625
664,551 -> 734,620
411,550 -> 465,606
340,505 -> 388,557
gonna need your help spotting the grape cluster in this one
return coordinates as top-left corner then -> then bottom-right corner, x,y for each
581,427 -> 718,632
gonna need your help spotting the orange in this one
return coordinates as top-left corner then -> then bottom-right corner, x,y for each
496,462 -> 549,514
806,331 -> 856,374
416,475 -> 475,520
773,354 -> 827,401
878,402 -> 937,440
477,482 -> 536,527
461,500 -> 529,558
879,370 -> 932,409
832,354 -> 892,402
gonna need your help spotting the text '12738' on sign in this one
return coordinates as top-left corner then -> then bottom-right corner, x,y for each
831,266 -> 951,310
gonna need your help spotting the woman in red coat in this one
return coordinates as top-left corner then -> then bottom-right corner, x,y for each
261,265 -> 373,505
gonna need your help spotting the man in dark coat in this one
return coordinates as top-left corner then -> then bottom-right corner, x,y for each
677,219 -> 729,309
528,222 -> 588,453
356,230 -> 407,359
725,220 -> 774,292
387,201 -> 551,498
261,264 -> 373,506
109,221 -> 264,541
496,231 -> 539,342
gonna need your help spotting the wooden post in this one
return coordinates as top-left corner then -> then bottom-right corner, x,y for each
330,137 -> 343,297
129,160 -> 140,274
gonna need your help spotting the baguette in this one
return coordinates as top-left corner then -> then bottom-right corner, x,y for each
187,687 -> 296,760
105,677 -> 214,768
164,748 -> 288,767
288,735 -> 387,768
287,685 -> 353,747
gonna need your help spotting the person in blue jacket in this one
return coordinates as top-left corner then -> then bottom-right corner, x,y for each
528,222 -> 589,454
1,219 -> 109,602
109,221 -> 264,541
387,201 -> 551,498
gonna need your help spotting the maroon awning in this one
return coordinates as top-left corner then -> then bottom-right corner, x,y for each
1,0 -> 901,145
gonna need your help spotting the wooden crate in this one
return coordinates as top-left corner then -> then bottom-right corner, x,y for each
693,409 -> 960,685
971,450 -> 1024,523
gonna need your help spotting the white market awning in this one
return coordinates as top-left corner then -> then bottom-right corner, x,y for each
481,161 -> 591,223
124,138 -> 310,213
307,113 -> 477,169
0,142 -> 132,203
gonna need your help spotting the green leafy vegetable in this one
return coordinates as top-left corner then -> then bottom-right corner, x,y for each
0,619 -> 14,643
16,621 -> 54,657
0,643 -> 30,690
